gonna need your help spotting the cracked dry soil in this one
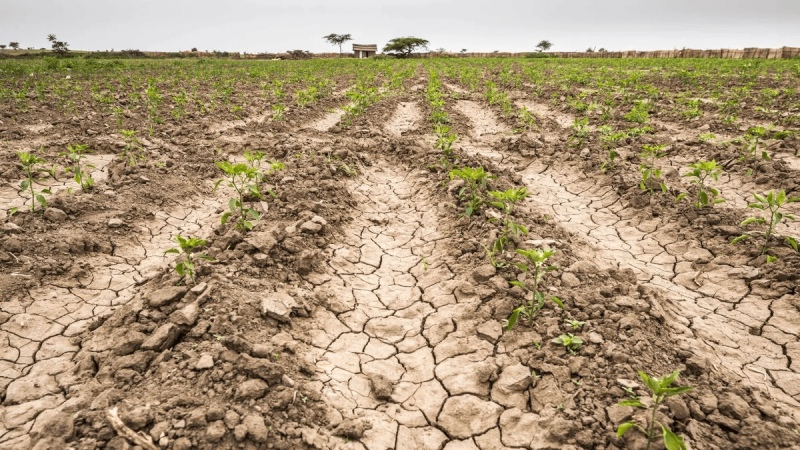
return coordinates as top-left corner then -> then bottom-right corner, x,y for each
2,72 -> 800,450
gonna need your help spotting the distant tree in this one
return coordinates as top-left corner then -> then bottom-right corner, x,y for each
536,40 -> 553,52
323,33 -> 352,56
435,47 -> 446,53
47,34 -> 70,57
586,47 -> 595,53
191,47 -> 198,52
598,47 -> 607,52
383,37 -> 429,58
9,42 -> 20,50
0,45 -> 6,50
460,49 -> 467,53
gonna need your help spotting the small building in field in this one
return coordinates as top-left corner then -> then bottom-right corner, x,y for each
353,44 -> 377,59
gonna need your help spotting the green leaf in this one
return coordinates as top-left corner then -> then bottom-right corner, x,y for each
549,295 -> 565,309
220,212 -> 231,225
663,386 -> 694,397
661,425 -> 687,450
766,255 -> 778,263
618,399 -> 645,408
164,248 -> 181,255
675,193 -> 688,202
506,308 -> 521,331
616,422 -> 636,438
213,179 -> 223,192
731,235 -> 750,244
698,190 -> 708,205
638,371 -> 660,395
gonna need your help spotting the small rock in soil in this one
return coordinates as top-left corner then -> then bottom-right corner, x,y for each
243,414 -> 269,442
30,410 -> 73,439
172,437 -> 192,450
147,286 -> 188,307
299,220 -> 323,233
141,323 -> 181,351
477,321 -> 502,343
224,410 -> 240,429
261,291 -> 297,323
370,374 -> 394,400
195,354 -> 214,370
206,420 -> 227,442
333,418 -> 371,439
561,272 -> 581,287
236,353 -> 284,384
472,264 -> 496,282
120,404 -> 153,430
2,222 -> 22,234
43,207 -> 68,222
718,392 -> 750,420
235,379 -> 269,400
108,218 -> 124,228
186,408 -> 207,428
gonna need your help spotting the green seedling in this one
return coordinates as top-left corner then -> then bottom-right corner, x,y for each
214,161 -> 265,232
120,130 -> 146,166
676,160 -> 724,208
272,103 -> 286,121
448,167 -> 495,216
243,150 -> 285,183
434,124 -> 458,169
506,248 -> 565,331
568,117 -> 590,148
552,333 -> 583,354
638,144 -> 667,195
517,106 -> 539,132
598,126 -> 627,172
15,150 -> 52,213
486,187 -> 529,265
617,370 -> 693,450
565,319 -> 585,330
165,234 -> 213,284
697,133 -> 716,142
624,101 -> 650,124
732,190 -> 799,258
60,144 -> 95,190
739,125 -> 771,164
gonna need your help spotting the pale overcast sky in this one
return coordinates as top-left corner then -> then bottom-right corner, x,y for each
1,0 -> 798,53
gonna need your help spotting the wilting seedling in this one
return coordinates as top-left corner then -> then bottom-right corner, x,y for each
165,234 -> 213,284
506,248 -> 565,331
616,370 -> 693,450
552,333 -> 583,354
15,150 -> 52,213
732,190 -> 799,258
638,144 -> 667,195
61,144 -> 95,191
448,166 -> 495,216
675,160 -> 724,208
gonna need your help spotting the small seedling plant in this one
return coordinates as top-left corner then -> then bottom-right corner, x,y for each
675,160 -> 724,208
61,144 -> 95,191
214,161 -> 265,232
448,167 -> 495,216
120,130 -> 146,166
165,234 -> 213,284
598,126 -> 627,172
739,126 -> 771,166
552,333 -> 583,354
568,117 -> 590,148
638,144 -> 667,195
732,190 -> 799,259
617,370 -> 693,450
506,248 -> 565,331
485,187 -> 529,265
434,124 -> 458,170
15,151 -> 52,213
243,150 -> 285,183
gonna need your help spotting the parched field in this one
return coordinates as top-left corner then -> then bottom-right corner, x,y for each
1,57 -> 799,449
